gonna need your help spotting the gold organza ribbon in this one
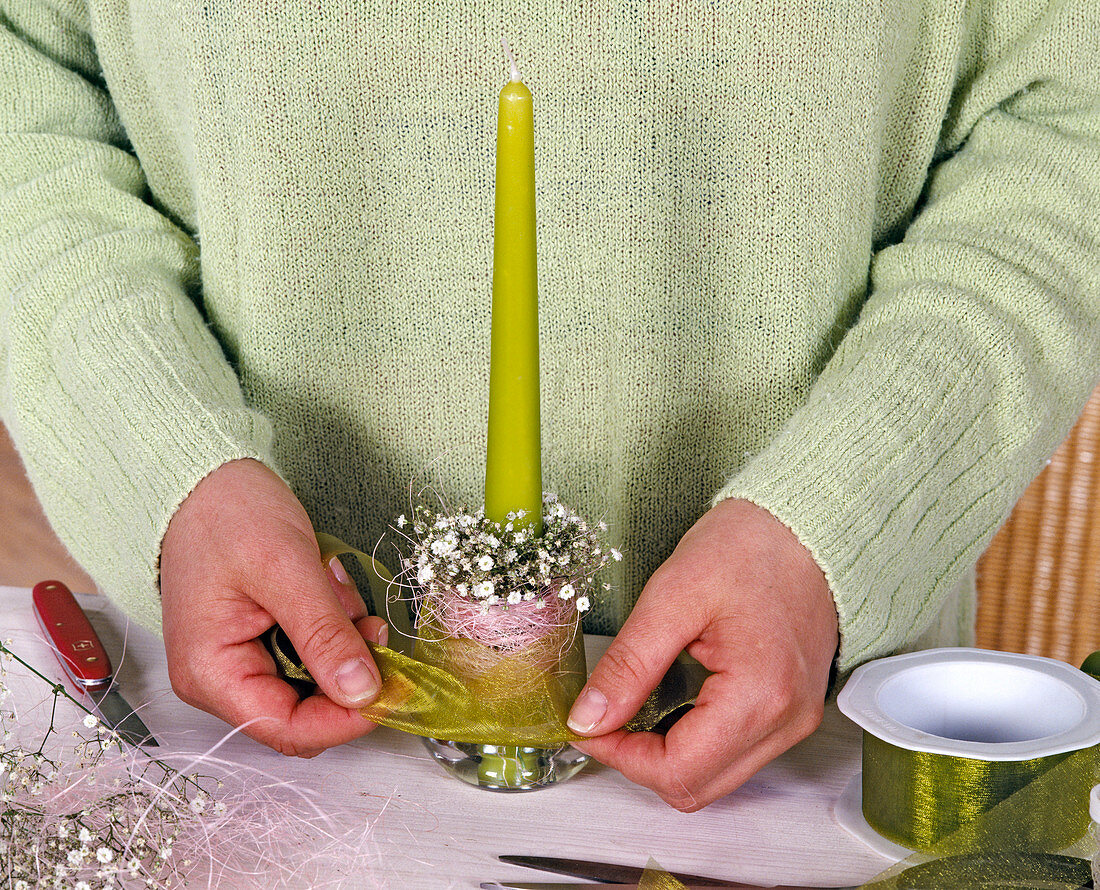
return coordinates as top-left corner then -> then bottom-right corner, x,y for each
853,740 -> 1097,889
640,849 -> 1094,889
862,736 -> 1093,853
638,858 -> 694,889
268,535 -> 708,744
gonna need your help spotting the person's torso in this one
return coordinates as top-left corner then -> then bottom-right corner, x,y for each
88,0 -> 968,627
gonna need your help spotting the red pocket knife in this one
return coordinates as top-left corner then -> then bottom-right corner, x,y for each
32,580 -> 159,747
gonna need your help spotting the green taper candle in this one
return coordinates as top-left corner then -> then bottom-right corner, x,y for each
485,46 -> 542,535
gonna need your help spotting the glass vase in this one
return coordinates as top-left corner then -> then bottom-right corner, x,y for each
421,737 -> 589,791
413,590 -> 589,791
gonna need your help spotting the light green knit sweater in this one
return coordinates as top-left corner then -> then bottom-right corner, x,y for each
2,1 -> 1099,672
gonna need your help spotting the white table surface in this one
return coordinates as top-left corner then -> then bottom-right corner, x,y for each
0,584 -> 895,888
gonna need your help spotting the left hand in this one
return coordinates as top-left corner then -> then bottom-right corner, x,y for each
160,459 -> 387,758
568,498 -> 838,811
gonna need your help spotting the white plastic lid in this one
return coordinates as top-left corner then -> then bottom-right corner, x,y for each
837,648 -> 1100,760
1091,784 -> 1100,824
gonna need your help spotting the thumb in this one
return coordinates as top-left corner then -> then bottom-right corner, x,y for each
270,562 -> 383,709
567,594 -> 690,736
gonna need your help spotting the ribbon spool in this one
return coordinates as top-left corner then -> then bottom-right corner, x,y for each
836,648 -> 1100,856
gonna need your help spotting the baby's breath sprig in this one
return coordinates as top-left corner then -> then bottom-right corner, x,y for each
393,493 -> 621,616
0,641 -> 216,889
1,639 -> 378,889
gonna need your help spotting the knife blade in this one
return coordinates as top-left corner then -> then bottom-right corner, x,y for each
32,579 -> 159,747
483,883 -> 754,890
484,883 -> 836,890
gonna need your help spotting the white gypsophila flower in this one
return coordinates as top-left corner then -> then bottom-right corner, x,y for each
400,496 -> 616,617
82,714 -> 98,729
506,591 -> 522,605
96,846 -> 113,863
576,596 -> 591,612
396,514 -> 407,527
190,795 -> 206,814
558,583 -> 575,600
75,882 -> 91,890
68,848 -> 84,866
611,548 -> 622,561
535,599 -> 546,610
79,826 -> 93,844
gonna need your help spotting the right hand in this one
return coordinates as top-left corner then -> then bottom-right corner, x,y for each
159,458 -> 387,757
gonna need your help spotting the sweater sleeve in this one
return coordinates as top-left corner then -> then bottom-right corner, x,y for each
0,1 -> 276,632
716,1 -> 1100,672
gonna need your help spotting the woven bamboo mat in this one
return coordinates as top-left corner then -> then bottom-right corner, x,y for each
976,385 -> 1100,667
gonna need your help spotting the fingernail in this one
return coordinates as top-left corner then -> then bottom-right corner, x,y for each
374,623 -> 389,648
567,686 -> 608,735
335,658 -> 380,704
328,556 -> 351,586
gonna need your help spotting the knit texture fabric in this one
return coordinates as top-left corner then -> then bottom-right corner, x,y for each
2,1 -> 1099,670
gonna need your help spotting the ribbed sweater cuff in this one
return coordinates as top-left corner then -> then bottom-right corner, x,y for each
714,326 -> 1012,673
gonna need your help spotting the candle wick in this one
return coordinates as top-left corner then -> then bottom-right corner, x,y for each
501,37 -> 522,82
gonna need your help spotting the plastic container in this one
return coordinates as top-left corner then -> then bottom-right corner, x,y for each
836,648 -> 1100,855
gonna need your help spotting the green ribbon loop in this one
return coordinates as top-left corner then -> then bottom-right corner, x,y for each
315,532 -> 413,652
268,624 -> 708,744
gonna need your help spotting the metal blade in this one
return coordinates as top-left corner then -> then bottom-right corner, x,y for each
483,883 -> 828,890
90,687 -> 159,747
499,856 -> 738,887
484,884 -> 641,890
